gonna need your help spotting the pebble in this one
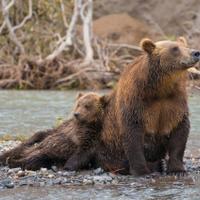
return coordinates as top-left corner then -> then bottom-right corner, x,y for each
53,178 -> 62,185
83,178 -> 94,185
17,170 -> 26,177
51,166 -> 58,172
48,174 -> 55,178
93,174 -> 113,183
5,182 -> 14,189
61,178 -> 69,184
8,167 -> 21,174
27,170 -> 37,176
39,182 -> 45,187
94,168 -> 104,175
19,180 -> 28,186
40,168 -> 48,173
57,171 -> 63,176
62,171 -> 76,176
0,179 -> 14,189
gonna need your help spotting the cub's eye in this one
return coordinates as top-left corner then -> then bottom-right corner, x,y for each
171,46 -> 180,54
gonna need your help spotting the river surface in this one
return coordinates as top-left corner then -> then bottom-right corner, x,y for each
0,90 -> 200,200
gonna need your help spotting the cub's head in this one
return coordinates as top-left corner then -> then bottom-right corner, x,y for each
140,37 -> 200,73
73,92 -> 108,124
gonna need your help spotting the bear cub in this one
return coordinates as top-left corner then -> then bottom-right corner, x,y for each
0,92 -> 108,171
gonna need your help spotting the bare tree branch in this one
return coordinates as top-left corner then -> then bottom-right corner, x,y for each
60,0 -> 68,28
5,0 -> 15,11
1,0 -> 25,54
13,0 -> 32,31
0,21 -> 6,34
45,0 -> 82,61
80,0 -> 94,64
107,43 -> 142,51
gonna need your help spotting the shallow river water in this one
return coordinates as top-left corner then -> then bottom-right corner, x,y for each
0,90 -> 200,200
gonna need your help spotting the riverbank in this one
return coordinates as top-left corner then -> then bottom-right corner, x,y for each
0,140 -> 200,190
0,90 -> 199,197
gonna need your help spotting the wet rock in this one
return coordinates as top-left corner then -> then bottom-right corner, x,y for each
39,182 -> 46,187
111,179 -> 118,184
0,179 -> 14,189
8,167 -> 21,174
26,170 -> 37,176
94,168 -> 104,175
17,170 -> 26,177
61,178 -> 69,184
62,171 -> 76,176
51,166 -> 58,172
5,182 -> 14,189
53,178 -> 62,185
57,171 -> 63,176
48,174 -> 55,178
93,174 -> 113,183
40,168 -> 48,173
19,180 -> 28,186
83,178 -> 94,185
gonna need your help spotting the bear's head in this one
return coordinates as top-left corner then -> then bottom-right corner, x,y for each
73,92 -> 108,124
140,37 -> 200,73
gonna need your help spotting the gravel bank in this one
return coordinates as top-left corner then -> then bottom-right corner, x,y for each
1,140 -> 200,190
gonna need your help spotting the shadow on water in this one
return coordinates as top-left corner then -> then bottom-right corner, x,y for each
0,90 -> 200,199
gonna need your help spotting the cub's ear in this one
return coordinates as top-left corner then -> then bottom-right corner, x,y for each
140,38 -> 156,54
177,36 -> 188,47
100,95 -> 109,108
76,92 -> 83,99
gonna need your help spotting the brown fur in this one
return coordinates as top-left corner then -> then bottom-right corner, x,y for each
0,93 -> 108,170
97,37 -> 200,176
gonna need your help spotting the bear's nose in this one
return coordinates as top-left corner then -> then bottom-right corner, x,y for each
74,112 -> 80,118
192,50 -> 200,59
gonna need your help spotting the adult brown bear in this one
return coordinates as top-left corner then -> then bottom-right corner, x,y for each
97,37 -> 200,176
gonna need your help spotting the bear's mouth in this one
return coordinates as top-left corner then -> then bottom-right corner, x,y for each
74,115 -> 87,124
180,59 -> 199,69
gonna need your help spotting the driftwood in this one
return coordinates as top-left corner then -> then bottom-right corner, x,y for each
0,0 -> 200,89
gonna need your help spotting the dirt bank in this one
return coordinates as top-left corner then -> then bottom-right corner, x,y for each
94,0 -> 200,48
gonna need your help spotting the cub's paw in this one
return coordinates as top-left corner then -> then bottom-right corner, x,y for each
63,161 -> 79,171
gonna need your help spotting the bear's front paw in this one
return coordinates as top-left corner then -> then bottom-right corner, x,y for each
167,161 -> 187,176
167,170 -> 188,177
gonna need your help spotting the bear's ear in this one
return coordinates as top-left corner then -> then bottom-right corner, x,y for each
177,36 -> 188,47
99,95 -> 109,108
76,92 -> 83,99
140,38 -> 156,54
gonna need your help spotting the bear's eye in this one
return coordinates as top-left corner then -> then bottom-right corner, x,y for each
171,46 -> 180,54
84,104 -> 91,109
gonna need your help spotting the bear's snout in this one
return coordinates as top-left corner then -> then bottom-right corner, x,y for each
74,112 -> 80,118
191,50 -> 200,61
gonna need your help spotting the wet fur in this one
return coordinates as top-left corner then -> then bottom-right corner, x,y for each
0,93 -> 107,171
97,47 -> 191,175
0,119 -> 102,170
